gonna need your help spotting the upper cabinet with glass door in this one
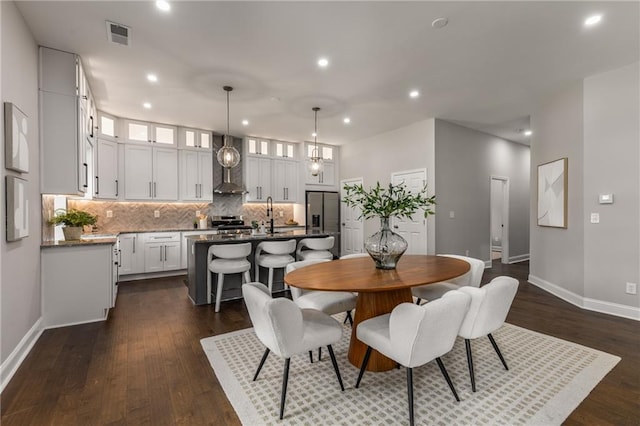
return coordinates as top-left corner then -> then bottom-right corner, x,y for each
97,111 -> 118,141
122,119 -> 177,147
245,137 -> 270,156
273,140 -> 298,160
178,127 -> 212,150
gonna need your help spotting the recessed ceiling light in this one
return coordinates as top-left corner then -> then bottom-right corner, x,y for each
242,119 -> 249,126
409,90 -> 420,98
343,117 -> 351,124
143,102 -> 152,109
317,58 -> 329,68
312,132 -> 317,137
584,14 -> 602,27
524,130 -> 533,136
147,73 -> 158,82
431,17 -> 449,29
156,1 -> 171,12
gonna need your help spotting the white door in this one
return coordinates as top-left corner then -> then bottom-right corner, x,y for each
124,145 -> 153,199
153,147 -> 178,200
340,177 -> 364,256
118,233 -> 138,275
391,169 -> 428,255
490,176 -> 510,264
144,243 -> 164,273
180,150 -> 200,200
163,242 -> 182,271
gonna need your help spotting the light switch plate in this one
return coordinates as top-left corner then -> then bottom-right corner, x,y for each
154,210 -> 160,218
599,194 -> 614,204
195,210 -> 201,217
590,213 -> 600,224
449,211 -> 455,219
106,210 -> 113,218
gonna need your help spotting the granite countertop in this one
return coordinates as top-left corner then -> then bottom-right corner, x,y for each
186,229 -> 330,243
41,225 -> 307,248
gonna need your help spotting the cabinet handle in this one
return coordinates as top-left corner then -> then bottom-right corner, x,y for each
83,163 -> 88,188
153,182 -> 157,198
95,176 -> 99,195
133,236 -> 136,253
118,249 -> 122,268
149,182 -> 152,197
164,245 -> 168,261
283,188 -> 286,199
195,183 -> 198,198
115,179 -> 119,197
160,245 -> 163,261
89,116 -> 94,138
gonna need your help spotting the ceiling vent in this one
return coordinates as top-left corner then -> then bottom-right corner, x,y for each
106,21 -> 131,46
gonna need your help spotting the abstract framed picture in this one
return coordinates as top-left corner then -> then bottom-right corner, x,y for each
6,175 -> 29,241
537,157 -> 568,228
4,102 -> 29,173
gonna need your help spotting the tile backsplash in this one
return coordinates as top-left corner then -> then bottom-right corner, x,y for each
42,196 -> 297,239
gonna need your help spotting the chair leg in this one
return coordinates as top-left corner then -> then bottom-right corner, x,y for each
308,350 -> 313,363
268,268 -> 274,294
253,348 -> 270,381
215,273 -> 225,313
255,263 -> 260,282
415,297 -> 422,305
206,269 -> 212,304
279,358 -> 290,420
327,345 -> 344,391
355,346 -> 372,388
436,357 -> 460,402
407,367 -> 414,426
345,310 -> 354,326
465,339 -> 476,392
318,347 -> 322,361
488,333 -> 509,370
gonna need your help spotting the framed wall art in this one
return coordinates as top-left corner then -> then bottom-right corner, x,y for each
4,102 -> 29,173
537,157 -> 568,228
6,175 -> 29,241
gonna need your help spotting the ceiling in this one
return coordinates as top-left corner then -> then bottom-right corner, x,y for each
15,1 -> 639,146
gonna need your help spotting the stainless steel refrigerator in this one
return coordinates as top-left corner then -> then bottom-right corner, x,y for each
306,191 -> 340,258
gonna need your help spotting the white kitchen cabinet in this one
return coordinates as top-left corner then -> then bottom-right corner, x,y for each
143,233 -> 181,272
304,160 -> 336,187
124,145 -> 178,200
118,233 -> 143,275
273,159 -> 298,202
244,156 -> 272,202
245,137 -> 270,156
39,47 -> 91,195
95,139 -> 119,199
179,150 -> 213,201
181,230 -> 219,269
179,127 -> 212,150
98,111 -> 119,141
123,119 -> 177,146
42,244 -> 115,328
273,140 -> 297,159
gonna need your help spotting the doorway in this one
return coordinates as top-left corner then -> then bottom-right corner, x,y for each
391,169 -> 428,255
490,176 -> 509,264
340,177 -> 364,256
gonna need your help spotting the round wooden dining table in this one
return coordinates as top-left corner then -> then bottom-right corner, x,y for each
284,254 -> 470,372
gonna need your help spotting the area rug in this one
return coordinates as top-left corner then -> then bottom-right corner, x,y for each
200,318 -> 620,425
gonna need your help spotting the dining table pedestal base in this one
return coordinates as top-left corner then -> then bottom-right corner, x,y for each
348,288 -> 413,372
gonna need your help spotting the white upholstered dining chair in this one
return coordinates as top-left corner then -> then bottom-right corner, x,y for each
242,282 -> 344,420
296,236 -> 335,261
354,290 -> 471,426
412,254 -> 485,304
457,275 -> 519,392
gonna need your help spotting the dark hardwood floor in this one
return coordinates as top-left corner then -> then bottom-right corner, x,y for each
1,261 -> 638,425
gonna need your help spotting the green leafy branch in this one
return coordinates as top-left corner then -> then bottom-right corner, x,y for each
342,181 -> 436,220
49,209 -> 98,227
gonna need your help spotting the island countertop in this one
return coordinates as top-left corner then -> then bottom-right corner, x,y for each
185,229 -> 330,244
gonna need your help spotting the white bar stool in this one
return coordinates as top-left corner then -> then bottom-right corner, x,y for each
255,239 -> 297,294
207,242 -> 252,312
296,236 -> 335,261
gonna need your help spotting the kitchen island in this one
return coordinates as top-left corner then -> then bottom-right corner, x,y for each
185,230 -> 332,305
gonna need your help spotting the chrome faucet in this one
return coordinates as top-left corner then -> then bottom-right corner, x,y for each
266,196 -> 274,234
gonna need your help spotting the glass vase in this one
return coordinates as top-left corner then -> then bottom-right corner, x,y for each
365,217 -> 408,269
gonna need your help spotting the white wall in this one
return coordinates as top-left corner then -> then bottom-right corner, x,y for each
1,1 -> 42,385
530,62 -> 640,319
434,120 -> 530,263
583,62 -> 639,307
339,118 -> 436,253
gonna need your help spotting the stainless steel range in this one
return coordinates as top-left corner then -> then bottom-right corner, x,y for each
210,215 -> 252,234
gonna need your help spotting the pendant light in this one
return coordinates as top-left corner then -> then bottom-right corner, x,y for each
217,86 -> 240,168
310,106 -> 323,177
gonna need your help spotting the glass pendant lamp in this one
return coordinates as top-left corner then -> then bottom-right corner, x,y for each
217,86 -> 240,168
310,107 -> 323,176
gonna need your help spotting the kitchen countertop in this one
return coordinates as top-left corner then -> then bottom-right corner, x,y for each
186,229 -> 329,243
41,225 -> 306,248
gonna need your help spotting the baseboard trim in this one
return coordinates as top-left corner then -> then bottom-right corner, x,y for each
509,253 -> 530,264
44,314 -> 108,331
0,317 -> 44,393
528,274 -> 640,321
118,269 -> 185,282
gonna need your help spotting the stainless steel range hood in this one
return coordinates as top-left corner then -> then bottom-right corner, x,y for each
214,165 -> 247,194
